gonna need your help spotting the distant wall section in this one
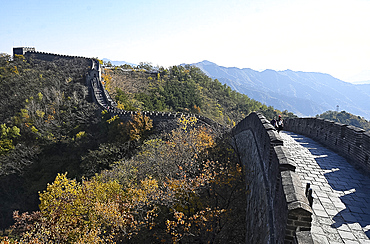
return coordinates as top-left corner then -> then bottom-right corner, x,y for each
86,59 -> 221,128
24,51 -> 88,62
13,47 -> 88,62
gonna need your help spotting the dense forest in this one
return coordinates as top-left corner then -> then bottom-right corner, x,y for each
317,110 -> 370,131
0,54 -> 294,243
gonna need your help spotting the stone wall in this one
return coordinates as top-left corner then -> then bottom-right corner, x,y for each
232,113 -> 313,243
284,118 -> 370,174
24,51 -> 87,62
13,47 -> 88,61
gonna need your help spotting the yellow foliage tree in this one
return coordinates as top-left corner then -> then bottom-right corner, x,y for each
126,112 -> 153,141
101,69 -> 113,93
11,173 -> 161,243
0,123 -> 20,155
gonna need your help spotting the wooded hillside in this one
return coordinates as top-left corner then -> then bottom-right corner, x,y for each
317,110 -> 370,131
0,55 -> 294,243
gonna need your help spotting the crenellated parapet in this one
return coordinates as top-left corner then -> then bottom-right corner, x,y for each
284,118 -> 370,174
24,50 -> 88,62
13,47 -> 89,61
232,112 -> 313,243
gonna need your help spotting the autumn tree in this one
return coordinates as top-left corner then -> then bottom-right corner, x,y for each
100,117 -> 246,243
81,112 -> 153,177
9,173 -> 161,243
0,124 -> 20,156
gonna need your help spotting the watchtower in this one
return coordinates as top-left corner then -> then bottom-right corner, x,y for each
13,47 -> 35,56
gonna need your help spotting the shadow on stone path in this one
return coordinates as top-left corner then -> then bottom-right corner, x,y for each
281,131 -> 370,244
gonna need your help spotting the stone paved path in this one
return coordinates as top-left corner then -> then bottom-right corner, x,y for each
281,131 -> 370,244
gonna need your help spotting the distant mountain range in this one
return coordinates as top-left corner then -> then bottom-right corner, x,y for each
102,58 -> 136,67
191,60 -> 370,119
347,70 -> 370,84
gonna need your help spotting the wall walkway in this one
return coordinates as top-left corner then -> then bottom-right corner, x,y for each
232,113 -> 313,243
285,118 -> 370,174
281,131 -> 370,243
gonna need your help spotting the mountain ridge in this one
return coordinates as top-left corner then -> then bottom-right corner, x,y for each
102,58 -> 136,67
192,60 -> 370,120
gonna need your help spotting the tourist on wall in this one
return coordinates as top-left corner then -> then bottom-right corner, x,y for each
277,115 -> 284,132
271,117 -> 277,129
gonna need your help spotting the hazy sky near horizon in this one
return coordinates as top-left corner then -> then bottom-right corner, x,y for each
1,0 -> 370,82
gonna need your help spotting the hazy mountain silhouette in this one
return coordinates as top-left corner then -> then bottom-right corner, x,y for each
102,58 -> 136,67
192,60 -> 370,119
348,70 -> 370,84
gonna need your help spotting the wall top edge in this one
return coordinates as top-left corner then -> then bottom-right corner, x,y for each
346,125 -> 366,133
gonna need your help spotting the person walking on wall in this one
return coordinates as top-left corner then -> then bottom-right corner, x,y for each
277,115 -> 284,132
271,117 -> 277,129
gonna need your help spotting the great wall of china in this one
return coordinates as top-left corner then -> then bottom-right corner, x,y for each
14,47 -> 370,243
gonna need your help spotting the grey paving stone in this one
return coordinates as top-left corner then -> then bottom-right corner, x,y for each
331,221 -> 347,230
327,192 -> 341,198
316,210 -> 330,218
322,225 -> 340,234
316,177 -> 328,183
347,223 -> 363,231
326,208 -> 340,216
325,232 -> 343,242
333,201 -> 346,210
351,230 -> 369,240
316,191 -> 329,197
312,233 -> 330,244
320,197 -> 333,203
359,213 -> 370,221
320,186 -> 335,192
338,230 -> 356,240
313,205 -> 325,212
311,185 -> 322,191
356,192 -> 369,198
341,240 -> 360,244
340,212 -> 358,222
348,206 -> 364,214
337,224 -> 351,232
322,202 -> 336,210
358,239 -> 370,244
317,217 -> 334,225
305,176 -> 316,182
311,224 -> 325,234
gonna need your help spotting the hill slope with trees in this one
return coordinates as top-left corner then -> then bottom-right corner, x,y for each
0,54 -> 295,242
317,110 -> 370,131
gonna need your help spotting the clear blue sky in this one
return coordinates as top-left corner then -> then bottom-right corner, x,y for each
1,0 -> 370,82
